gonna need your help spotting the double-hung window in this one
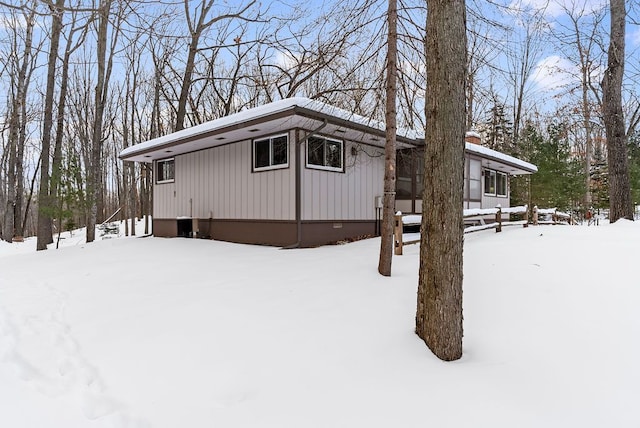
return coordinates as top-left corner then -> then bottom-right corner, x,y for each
307,136 -> 344,172
253,134 -> 288,171
156,158 -> 175,183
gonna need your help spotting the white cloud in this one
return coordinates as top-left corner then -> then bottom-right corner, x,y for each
530,55 -> 575,91
529,54 -> 605,94
273,50 -> 299,70
509,0 -> 607,18
0,13 -> 28,30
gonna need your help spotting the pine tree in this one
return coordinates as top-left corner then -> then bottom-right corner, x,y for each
509,122 -> 541,208
528,123 -> 585,211
627,131 -> 640,210
483,96 -> 514,154
590,145 -> 609,210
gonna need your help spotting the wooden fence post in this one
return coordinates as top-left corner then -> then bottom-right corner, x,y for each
495,205 -> 502,233
394,213 -> 403,255
523,205 -> 529,228
533,205 -> 538,225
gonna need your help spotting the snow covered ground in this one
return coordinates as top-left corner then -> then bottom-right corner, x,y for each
0,220 -> 638,427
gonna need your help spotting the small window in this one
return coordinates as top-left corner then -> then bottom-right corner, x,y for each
496,172 -> 508,197
307,136 -> 344,172
253,134 -> 288,171
483,169 -> 496,195
156,158 -> 175,183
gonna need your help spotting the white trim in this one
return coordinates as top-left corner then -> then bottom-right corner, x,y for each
253,133 -> 289,172
306,135 -> 344,172
156,158 -> 175,184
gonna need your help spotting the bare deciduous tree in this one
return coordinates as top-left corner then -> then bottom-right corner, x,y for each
174,0 -> 257,131
3,4 -> 36,243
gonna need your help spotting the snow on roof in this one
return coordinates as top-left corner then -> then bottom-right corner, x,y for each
465,142 -> 538,173
119,97 -> 536,174
465,130 -> 481,139
120,97 -> 419,159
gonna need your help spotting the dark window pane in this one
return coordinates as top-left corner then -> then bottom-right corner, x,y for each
255,139 -> 270,169
497,173 -> 507,196
484,169 -> 496,194
157,162 -> 164,181
272,136 -> 288,165
308,137 -> 324,166
325,140 -> 342,168
157,159 -> 174,182
166,160 -> 174,180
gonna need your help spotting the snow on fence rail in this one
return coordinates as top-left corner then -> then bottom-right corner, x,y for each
394,204 -> 529,255
532,206 -> 573,225
393,204 -> 575,255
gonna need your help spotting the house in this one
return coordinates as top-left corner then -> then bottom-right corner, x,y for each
120,98 -> 536,247
395,131 -> 538,215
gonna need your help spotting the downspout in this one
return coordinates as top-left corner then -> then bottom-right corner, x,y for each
283,119 -> 328,249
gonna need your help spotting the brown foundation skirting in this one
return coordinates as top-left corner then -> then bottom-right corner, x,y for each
152,218 -> 377,247
298,220 -> 376,247
153,219 -> 178,237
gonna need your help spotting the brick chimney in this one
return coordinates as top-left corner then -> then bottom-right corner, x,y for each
465,131 -> 481,145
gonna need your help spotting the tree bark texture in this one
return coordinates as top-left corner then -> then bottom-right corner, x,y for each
602,0 -> 633,222
378,0 -> 398,276
416,0 -> 467,361
36,0 -> 64,250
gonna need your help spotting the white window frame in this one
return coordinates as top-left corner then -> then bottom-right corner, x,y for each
483,168 -> 508,197
253,134 -> 289,172
468,158 -> 482,201
483,169 -> 496,195
496,171 -> 508,197
156,158 -> 175,184
306,135 -> 344,172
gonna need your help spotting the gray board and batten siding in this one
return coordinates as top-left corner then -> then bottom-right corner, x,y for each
152,128 -> 384,247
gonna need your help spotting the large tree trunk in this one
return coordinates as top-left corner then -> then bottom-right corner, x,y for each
416,0 -> 467,361
602,0 -> 633,222
378,0 -> 397,276
36,0 -> 64,250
